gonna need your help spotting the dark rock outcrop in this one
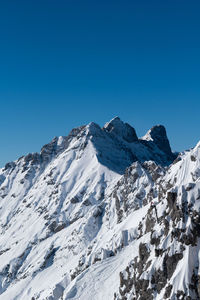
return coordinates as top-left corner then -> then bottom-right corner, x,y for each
146,125 -> 172,156
103,117 -> 138,143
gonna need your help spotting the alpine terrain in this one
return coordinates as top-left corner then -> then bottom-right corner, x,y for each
0,117 -> 200,300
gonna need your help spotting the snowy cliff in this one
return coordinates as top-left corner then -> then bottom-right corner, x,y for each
0,117 -> 199,300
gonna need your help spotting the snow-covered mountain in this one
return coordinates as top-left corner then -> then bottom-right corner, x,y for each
0,117 -> 199,300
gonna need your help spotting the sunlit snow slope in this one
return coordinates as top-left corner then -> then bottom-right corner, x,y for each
1,117 -> 199,300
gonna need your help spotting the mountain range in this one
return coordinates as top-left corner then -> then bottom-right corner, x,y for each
0,117 -> 199,300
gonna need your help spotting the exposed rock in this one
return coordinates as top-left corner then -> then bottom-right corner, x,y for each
1,117 -> 200,300
4,161 -> 16,171
70,196 -> 79,204
185,183 -> 195,191
82,199 -> 91,206
167,191 -> 177,210
145,208 -> 156,233
164,253 -> 183,279
48,221 -> 66,233
164,284 -> 173,299
103,117 -> 138,143
143,125 -> 173,156
190,155 -> 196,162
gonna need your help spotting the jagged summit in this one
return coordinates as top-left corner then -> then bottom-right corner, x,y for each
0,117 -> 200,299
5,118 -> 175,175
103,116 -> 138,143
142,124 -> 172,155
150,125 -> 172,155
86,117 -> 177,168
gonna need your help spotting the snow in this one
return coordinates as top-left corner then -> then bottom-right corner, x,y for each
0,118 -> 199,299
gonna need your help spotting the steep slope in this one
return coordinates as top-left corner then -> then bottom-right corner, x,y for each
0,117 -> 179,300
114,143 -> 200,300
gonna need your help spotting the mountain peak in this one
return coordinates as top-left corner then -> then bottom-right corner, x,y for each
142,124 -> 172,156
103,117 -> 138,143
1,117 -> 197,300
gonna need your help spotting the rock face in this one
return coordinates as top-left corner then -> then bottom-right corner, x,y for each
142,124 -> 176,162
1,117 -> 200,300
103,116 -> 138,143
146,125 -> 172,154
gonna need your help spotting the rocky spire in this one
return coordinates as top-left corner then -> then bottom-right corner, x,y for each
142,125 -> 172,156
103,117 -> 138,143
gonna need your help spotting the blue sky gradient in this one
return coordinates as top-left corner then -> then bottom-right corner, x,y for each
0,0 -> 200,166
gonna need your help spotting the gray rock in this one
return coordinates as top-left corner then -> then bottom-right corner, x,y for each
103,117 -> 138,143
167,192 -> 177,210
146,125 -> 173,156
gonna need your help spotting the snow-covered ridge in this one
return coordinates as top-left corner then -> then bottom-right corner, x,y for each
0,117 -> 199,300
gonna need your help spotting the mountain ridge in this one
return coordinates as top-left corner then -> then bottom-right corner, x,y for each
0,117 -> 199,300
3,117 -> 177,174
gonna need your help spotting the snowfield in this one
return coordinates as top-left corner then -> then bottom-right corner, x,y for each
0,117 -> 199,299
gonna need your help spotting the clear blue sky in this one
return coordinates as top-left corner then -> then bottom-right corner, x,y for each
0,0 -> 200,166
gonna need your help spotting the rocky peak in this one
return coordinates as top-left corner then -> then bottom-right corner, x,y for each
87,122 -> 103,137
40,136 -> 64,162
142,125 -> 173,156
0,117 -> 199,300
103,117 -> 138,143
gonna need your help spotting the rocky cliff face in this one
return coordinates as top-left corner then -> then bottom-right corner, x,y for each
114,144 -> 200,300
0,117 -> 199,300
